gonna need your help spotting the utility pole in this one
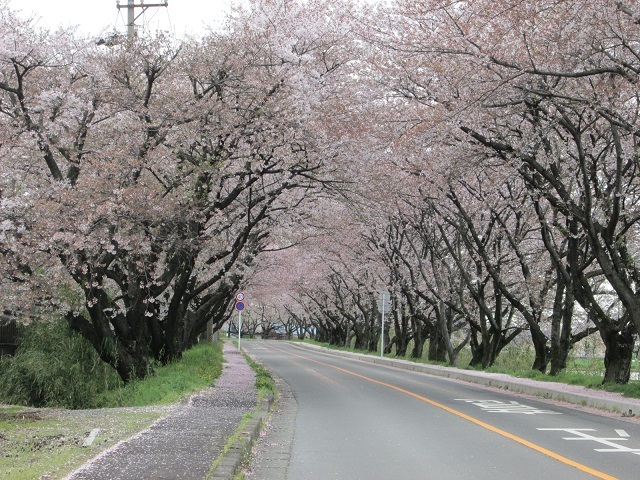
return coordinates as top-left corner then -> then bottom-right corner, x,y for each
116,0 -> 169,40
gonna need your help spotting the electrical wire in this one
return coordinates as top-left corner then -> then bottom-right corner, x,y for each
114,6 -> 124,32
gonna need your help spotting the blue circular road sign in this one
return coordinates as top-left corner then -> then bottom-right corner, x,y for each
235,301 -> 245,311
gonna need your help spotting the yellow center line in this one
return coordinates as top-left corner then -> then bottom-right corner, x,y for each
265,343 -> 618,480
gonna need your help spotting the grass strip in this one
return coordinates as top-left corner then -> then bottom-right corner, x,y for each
205,348 -> 276,479
0,342 -> 225,479
96,342 -> 224,407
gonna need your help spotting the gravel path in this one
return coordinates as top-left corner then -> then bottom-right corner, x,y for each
64,343 -> 257,480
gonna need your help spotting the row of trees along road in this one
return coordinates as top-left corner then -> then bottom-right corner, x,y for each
2,0 -> 640,384
0,0 -> 351,381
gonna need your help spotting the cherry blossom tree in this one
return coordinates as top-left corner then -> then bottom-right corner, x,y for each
368,0 -> 640,381
6,0 -> 640,386
0,0 -> 354,381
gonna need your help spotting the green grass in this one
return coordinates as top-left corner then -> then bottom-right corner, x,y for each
96,342 -> 224,407
253,363 -> 276,398
0,404 -> 168,480
1,319 -> 225,410
0,319 -> 123,409
0,341 -> 227,480
205,410 -> 255,479
240,346 -> 276,400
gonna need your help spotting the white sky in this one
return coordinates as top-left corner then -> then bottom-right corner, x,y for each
8,0 -> 241,37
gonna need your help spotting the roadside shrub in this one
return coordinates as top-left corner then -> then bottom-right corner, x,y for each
489,343 -> 536,373
0,319 -> 122,409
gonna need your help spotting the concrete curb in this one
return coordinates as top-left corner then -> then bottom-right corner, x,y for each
291,342 -> 640,417
208,394 -> 274,479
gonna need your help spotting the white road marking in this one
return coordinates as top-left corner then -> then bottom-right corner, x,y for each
456,399 -> 561,415
539,428 -> 640,456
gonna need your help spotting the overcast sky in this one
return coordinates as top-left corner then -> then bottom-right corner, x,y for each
8,0 -> 240,37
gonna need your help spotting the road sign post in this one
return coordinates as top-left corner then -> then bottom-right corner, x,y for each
380,291 -> 390,358
235,292 -> 245,350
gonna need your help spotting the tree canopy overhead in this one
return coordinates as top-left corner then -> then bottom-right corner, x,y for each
2,0 -> 639,384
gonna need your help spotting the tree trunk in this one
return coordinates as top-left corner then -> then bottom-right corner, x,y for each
467,308 -> 501,369
428,325 -> 448,362
530,325 -> 549,373
410,330 -> 427,359
483,327 -> 502,368
393,313 -> 409,357
394,337 -> 408,357
368,319 -> 380,352
601,325 -> 635,384
468,323 -> 483,367
549,279 -> 574,376
383,327 -> 392,354
353,321 -> 367,350
438,303 -> 458,366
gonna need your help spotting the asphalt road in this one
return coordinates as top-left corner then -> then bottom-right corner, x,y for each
244,341 -> 640,480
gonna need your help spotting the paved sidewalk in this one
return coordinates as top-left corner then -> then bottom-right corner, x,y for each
65,343 -> 257,480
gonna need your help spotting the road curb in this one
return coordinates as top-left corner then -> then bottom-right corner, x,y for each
291,342 -> 640,417
208,394 -> 273,479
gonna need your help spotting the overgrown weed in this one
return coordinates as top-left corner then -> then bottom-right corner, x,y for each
0,319 -> 121,409
241,348 -> 276,400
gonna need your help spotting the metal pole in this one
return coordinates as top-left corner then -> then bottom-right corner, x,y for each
117,1 -> 168,41
381,298 -> 385,358
127,0 -> 135,40
238,310 -> 242,351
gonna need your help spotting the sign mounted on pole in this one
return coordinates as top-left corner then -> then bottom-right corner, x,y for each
235,292 -> 245,350
380,291 -> 390,358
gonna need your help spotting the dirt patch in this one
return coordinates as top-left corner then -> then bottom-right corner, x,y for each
0,410 -> 43,423
0,406 -> 172,479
